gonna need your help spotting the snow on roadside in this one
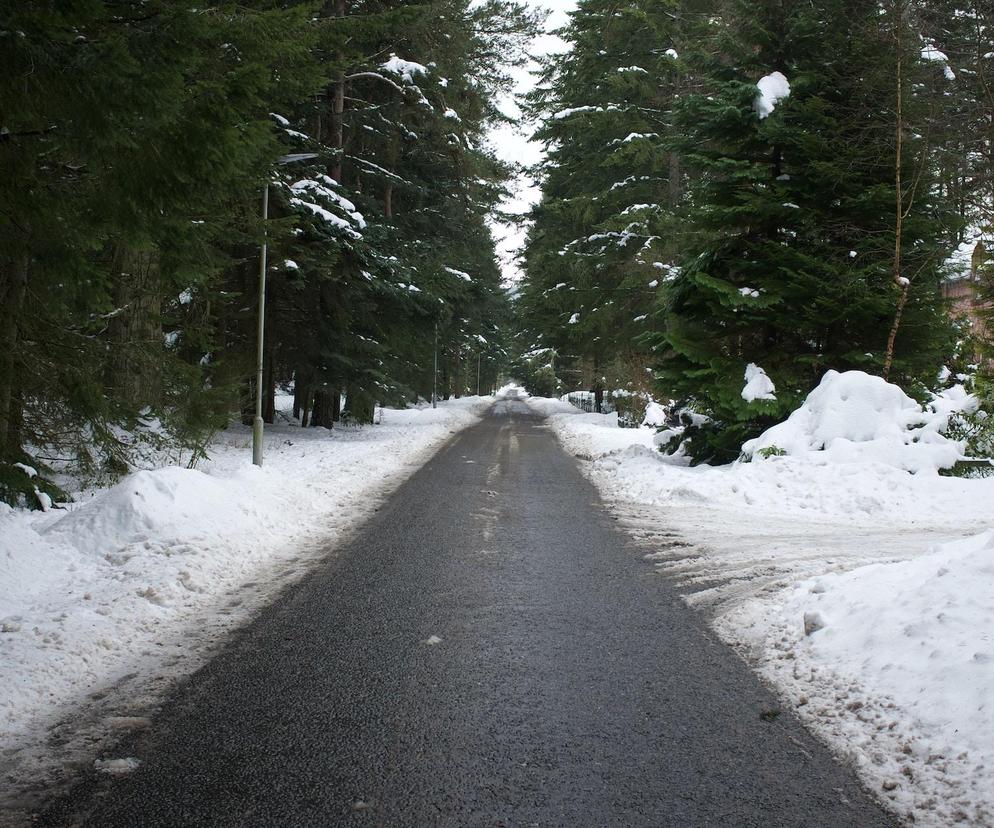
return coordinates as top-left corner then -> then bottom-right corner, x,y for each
0,398 -> 487,755
525,374 -> 994,826
720,531 -> 994,826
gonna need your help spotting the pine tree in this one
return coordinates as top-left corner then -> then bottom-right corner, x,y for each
515,0 -> 695,409
649,0 -> 955,462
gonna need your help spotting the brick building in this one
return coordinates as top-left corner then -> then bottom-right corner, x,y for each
942,239 -> 989,348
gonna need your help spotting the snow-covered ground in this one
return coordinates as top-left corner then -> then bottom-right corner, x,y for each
0,396 -> 488,810
526,377 -> 994,827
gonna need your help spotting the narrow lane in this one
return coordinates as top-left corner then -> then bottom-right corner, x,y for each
40,397 -> 896,827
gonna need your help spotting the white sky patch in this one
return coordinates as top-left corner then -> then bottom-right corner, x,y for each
754,71 -> 790,119
487,0 -> 578,284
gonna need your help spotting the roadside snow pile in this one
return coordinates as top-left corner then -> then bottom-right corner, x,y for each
786,531 -> 994,763
531,370 -> 993,825
743,370 -> 976,473
724,530 -> 994,825
535,371 -> 989,522
0,398 -> 486,746
44,466 -> 265,560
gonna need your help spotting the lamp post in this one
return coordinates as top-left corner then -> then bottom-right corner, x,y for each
253,153 -> 319,467
432,321 -> 438,409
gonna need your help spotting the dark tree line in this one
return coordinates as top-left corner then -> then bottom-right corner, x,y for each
0,0 -> 538,504
514,0 -> 994,462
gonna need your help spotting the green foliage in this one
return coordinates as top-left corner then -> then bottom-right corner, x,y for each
756,445 -> 787,459
515,0 -> 969,465
510,349 -> 560,398
612,394 -> 648,429
0,464 -> 68,511
653,0 -> 955,462
0,0 -> 535,497
513,0 -> 688,394
942,406 -> 994,477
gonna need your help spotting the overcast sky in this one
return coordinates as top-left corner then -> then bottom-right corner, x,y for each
488,0 -> 578,284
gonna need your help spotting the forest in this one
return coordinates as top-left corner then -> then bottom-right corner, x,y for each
3,0 -> 994,502
513,0 -> 994,463
0,0 -> 537,503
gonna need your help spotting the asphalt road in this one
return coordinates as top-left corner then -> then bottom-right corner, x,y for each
39,396 -> 897,827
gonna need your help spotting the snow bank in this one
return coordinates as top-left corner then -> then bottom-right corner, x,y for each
0,398 -> 487,747
726,531 -> 994,825
743,370 -> 973,473
786,531 -> 994,766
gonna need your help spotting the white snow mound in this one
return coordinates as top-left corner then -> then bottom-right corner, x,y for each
780,530 -> 994,797
743,370 -> 971,473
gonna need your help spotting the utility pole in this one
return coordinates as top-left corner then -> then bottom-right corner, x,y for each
252,184 -> 269,467
252,153 -> 317,467
432,321 -> 438,409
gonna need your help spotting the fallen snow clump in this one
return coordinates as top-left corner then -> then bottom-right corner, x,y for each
754,70 -> 790,119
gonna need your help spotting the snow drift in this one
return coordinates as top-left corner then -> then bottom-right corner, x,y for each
742,370 -> 975,473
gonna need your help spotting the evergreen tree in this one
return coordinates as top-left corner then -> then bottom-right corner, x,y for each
0,0 -> 533,504
515,0 -> 697,409
649,0 -> 955,462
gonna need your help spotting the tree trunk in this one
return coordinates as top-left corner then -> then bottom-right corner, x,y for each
293,379 -> 303,420
0,252 -> 28,460
344,385 -> 374,423
311,388 -> 335,428
453,349 -> 462,398
668,152 -> 681,210
106,243 -> 163,407
328,0 -> 348,184
883,0 -> 906,382
300,388 -> 312,428
331,387 -> 342,422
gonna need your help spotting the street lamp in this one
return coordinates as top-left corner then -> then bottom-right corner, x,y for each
432,321 -> 438,409
253,152 -> 319,467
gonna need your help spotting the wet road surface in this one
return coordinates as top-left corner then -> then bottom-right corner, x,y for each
39,396 -> 896,827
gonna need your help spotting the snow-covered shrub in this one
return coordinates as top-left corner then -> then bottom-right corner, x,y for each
742,370 -> 976,474
612,392 -> 648,429
0,463 -> 67,511
943,407 -> 994,477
